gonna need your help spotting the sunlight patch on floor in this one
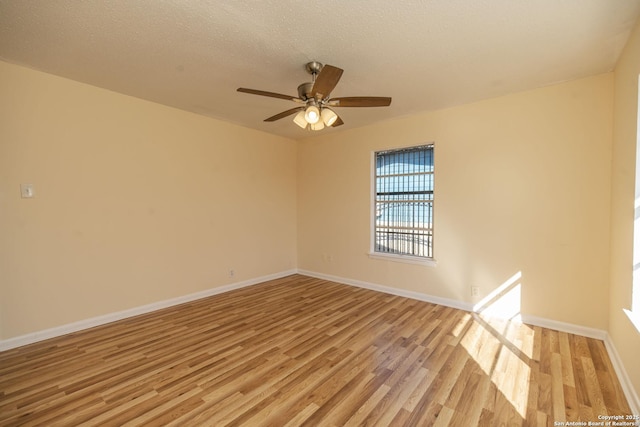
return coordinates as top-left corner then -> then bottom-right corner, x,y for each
450,313 -> 472,337
460,271 -> 531,418
491,344 -> 530,417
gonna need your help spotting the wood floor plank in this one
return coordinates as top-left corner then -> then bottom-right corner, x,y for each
0,274 -> 632,426
581,356 -> 608,416
551,352 -> 566,421
526,359 -> 541,424
564,383 -> 580,422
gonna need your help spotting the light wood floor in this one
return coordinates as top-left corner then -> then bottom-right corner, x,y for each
0,274 -> 632,426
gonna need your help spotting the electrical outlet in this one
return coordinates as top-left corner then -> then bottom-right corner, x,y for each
471,286 -> 480,297
229,269 -> 235,278
20,183 -> 35,198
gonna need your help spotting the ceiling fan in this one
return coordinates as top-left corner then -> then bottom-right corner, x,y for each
237,61 -> 392,131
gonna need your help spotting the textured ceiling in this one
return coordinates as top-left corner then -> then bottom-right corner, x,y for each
1,0 -> 639,140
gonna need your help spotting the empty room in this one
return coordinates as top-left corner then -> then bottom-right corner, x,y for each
2,1 -> 640,425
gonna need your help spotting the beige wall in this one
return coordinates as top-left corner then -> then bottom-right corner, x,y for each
0,61 -> 298,339
610,18 -> 640,399
298,73 -> 613,330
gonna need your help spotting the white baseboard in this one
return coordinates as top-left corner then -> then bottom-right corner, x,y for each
604,335 -> 640,415
297,269 -> 473,312
298,270 -> 609,338
0,269 -> 296,352
519,314 -> 607,340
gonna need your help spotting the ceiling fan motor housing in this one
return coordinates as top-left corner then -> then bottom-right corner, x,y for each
297,82 -> 314,101
299,61 -> 324,101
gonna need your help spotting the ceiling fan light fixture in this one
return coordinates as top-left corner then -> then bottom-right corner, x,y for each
293,110 -> 307,128
321,108 -> 338,126
238,62 -> 392,131
304,105 -> 320,124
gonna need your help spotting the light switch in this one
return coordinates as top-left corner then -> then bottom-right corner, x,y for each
20,183 -> 35,198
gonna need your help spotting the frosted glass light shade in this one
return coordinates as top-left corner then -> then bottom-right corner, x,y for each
304,105 -> 320,124
321,108 -> 338,126
293,110 -> 307,128
310,120 -> 325,131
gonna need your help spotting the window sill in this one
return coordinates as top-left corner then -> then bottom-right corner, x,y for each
368,252 -> 437,267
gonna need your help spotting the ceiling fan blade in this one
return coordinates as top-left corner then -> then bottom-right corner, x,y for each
264,107 -> 304,122
329,97 -> 392,107
310,65 -> 344,99
331,115 -> 344,127
237,88 -> 300,102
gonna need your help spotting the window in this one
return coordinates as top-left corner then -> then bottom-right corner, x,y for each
627,74 -> 640,332
373,144 -> 434,260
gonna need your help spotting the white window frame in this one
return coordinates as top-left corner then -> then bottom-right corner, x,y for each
369,144 -> 436,267
626,74 -> 640,332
